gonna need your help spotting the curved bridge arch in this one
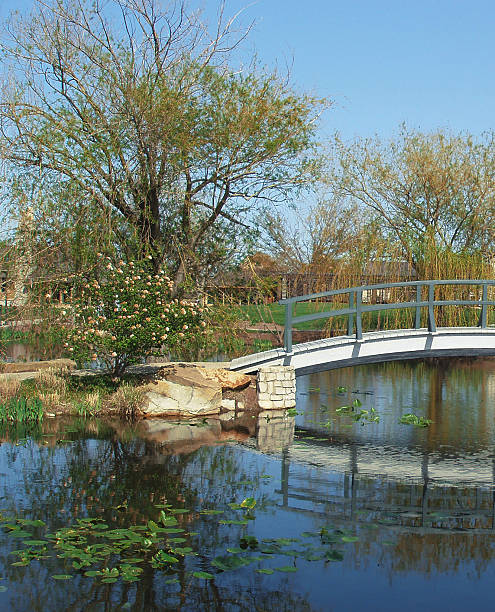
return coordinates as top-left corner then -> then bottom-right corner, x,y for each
230,327 -> 495,375
230,279 -> 495,374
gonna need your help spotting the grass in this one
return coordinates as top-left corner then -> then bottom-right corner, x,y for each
232,302 -> 495,334
0,397 -> 44,423
10,368 -> 147,418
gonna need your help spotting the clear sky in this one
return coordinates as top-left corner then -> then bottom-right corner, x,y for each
1,0 -> 494,141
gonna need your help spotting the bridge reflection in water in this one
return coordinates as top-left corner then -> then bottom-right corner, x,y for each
276,441 -> 495,534
267,358 -> 495,535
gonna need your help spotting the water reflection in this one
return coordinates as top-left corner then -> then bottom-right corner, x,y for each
0,359 -> 495,610
295,358 -> 495,484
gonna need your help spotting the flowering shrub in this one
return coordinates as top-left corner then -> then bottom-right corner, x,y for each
61,257 -> 207,376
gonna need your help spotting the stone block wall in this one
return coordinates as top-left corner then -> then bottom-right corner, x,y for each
256,411 -> 295,452
257,366 -> 296,410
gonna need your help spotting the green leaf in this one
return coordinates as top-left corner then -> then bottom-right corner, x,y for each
8,531 -> 32,538
193,571 -> 214,580
341,536 -> 359,543
256,568 -> 274,574
212,555 -> 252,571
200,509 -> 223,515
275,566 -> 297,573
51,574 -> 73,580
240,497 -> 256,510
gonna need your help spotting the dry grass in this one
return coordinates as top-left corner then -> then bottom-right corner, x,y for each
104,384 -> 146,419
37,391 -> 62,411
0,377 -> 21,401
35,367 -> 68,395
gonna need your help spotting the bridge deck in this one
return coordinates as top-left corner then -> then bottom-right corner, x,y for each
230,327 -> 495,374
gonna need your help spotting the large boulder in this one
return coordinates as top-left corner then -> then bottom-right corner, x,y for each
141,363 -> 223,417
200,368 -> 251,391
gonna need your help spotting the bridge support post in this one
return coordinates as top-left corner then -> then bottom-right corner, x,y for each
257,366 -> 296,410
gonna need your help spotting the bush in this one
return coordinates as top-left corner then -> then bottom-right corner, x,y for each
61,257 -> 208,376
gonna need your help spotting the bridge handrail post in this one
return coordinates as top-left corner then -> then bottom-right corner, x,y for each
415,284 -> 422,329
427,283 -> 436,332
356,290 -> 363,340
284,300 -> 293,353
480,282 -> 488,328
347,291 -> 355,336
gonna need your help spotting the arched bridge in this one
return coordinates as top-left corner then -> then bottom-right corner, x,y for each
230,279 -> 495,375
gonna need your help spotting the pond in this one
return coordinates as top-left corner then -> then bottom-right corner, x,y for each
0,358 -> 494,610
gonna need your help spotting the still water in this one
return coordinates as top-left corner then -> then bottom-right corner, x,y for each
0,358 -> 495,610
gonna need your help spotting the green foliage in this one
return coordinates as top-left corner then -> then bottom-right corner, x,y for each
61,257 -> 207,376
0,397 -> 43,423
1,0 -> 326,290
399,413 -> 432,427
329,127 -> 495,270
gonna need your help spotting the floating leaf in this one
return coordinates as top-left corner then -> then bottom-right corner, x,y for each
200,510 -> 223,515
324,550 -> 344,561
8,531 -> 32,538
51,574 -> 73,580
193,571 -> 214,580
212,555 -> 252,571
256,568 -> 274,575
275,566 -> 297,573
341,536 -> 359,543
240,498 -> 256,510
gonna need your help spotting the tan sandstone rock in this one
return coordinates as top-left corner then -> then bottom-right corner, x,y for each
200,368 -> 251,391
139,363 -> 252,418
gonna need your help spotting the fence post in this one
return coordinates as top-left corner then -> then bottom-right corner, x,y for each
479,283 -> 488,329
284,300 -> 293,353
356,290 -> 363,340
347,291 -> 355,336
415,284 -> 422,329
427,283 -> 436,333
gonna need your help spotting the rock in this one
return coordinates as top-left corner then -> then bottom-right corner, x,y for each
221,399 -> 236,411
157,363 -> 251,390
139,363 -> 252,418
142,379 -> 221,417
136,419 -> 223,454
201,368 -> 252,391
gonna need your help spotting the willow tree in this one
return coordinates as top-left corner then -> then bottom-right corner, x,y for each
326,127 -> 495,277
0,0 -> 326,291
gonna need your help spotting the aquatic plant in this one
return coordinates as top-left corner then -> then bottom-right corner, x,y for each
399,413 -> 432,427
0,495 -> 357,586
0,397 -> 43,423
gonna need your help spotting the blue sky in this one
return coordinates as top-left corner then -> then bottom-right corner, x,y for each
1,0 -> 494,141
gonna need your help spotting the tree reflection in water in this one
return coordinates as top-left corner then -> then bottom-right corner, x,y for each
0,357 -> 494,610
